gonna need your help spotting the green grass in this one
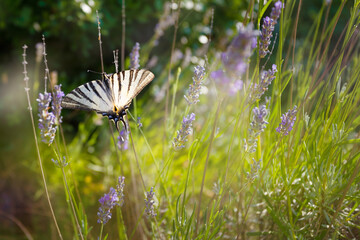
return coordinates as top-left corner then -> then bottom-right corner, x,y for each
15,0 -> 360,239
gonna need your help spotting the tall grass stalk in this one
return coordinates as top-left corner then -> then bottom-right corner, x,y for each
22,45 -> 63,240
195,99 -> 222,234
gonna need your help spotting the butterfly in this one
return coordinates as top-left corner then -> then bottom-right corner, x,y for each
61,69 -> 155,130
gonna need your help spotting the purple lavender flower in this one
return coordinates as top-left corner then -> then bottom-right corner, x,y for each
116,176 -> 125,207
221,23 -> 259,76
97,188 -> 119,224
37,92 -> 57,145
276,105 -> 297,136
173,113 -> 195,150
270,1 -> 284,24
229,80 -> 244,96
130,42 -> 140,70
259,1 -> 284,58
249,64 -> 277,103
52,84 -> 64,125
246,105 -> 269,153
117,128 -> 129,150
211,24 -> 258,95
184,65 -> 205,105
97,176 -> 125,225
144,187 -> 157,218
259,17 -> 275,58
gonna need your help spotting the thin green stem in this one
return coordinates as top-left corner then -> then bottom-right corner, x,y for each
195,100 -> 222,235
22,45 -> 63,240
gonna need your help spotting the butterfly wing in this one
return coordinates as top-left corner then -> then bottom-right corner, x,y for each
112,69 -> 155,108
61,79 -> 114,115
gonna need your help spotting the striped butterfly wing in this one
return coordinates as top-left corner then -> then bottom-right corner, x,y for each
113,69 -> 155,108
61,79 -> 114,114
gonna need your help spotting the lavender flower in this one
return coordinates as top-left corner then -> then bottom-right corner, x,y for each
97,188 -> 119,224
246,158 -> 261,182
246,105 -> 269,153
52,84 -> 64,125
259,1 -> 284,58
270,1 -> 284,24
184,65 -> 205,105
276,105 -> 297,136
144,187 -> 157,218
211,24 -> 258,95
249,64 -> 277,103
221,23 -> 259,76
97,176 -> 125,224
259,17 -> 274,58
117,128 -> 129,150
173,113 -> 196,150
37,92 -> 57,145
130,42 -> 140,70
116,176 -> 125,207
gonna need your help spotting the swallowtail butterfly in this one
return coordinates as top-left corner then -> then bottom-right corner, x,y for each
61,69 -> 155,130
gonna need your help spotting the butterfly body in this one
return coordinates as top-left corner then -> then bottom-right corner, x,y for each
61,69 -> 154,130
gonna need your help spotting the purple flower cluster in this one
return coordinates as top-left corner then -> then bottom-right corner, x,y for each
184,65 -> 205,105
37,92 -> 57,145
97,176 -> 125,224
130,42 -> 140,70
211,24 -> 259,95
259,1 -> 284,58
173,113 -> 195,150
249,64 -> 277,104
52,84 -> 64,124
117,128 -> 129,150
276,105 -> 297,136
144,187 -> 157,218
246,105 -> 269,153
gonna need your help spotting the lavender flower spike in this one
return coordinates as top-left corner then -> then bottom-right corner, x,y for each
222,23 -> 260,76
97,188 -> 119,224
259,1 -> 284,58
276,105 -> 297,136
184,65 -> 205,105
249,64 -> 277,103
37,92 -> 57,145
116,176 -> 125,207
52,84 -> 64,125
246,105 -> 269,153
145,187 -> 157,218
130,42 -> 140,70
173,113 -> 196,150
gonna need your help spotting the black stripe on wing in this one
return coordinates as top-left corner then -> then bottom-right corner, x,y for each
61,80 -> 114,113
61,95 -> 97,111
